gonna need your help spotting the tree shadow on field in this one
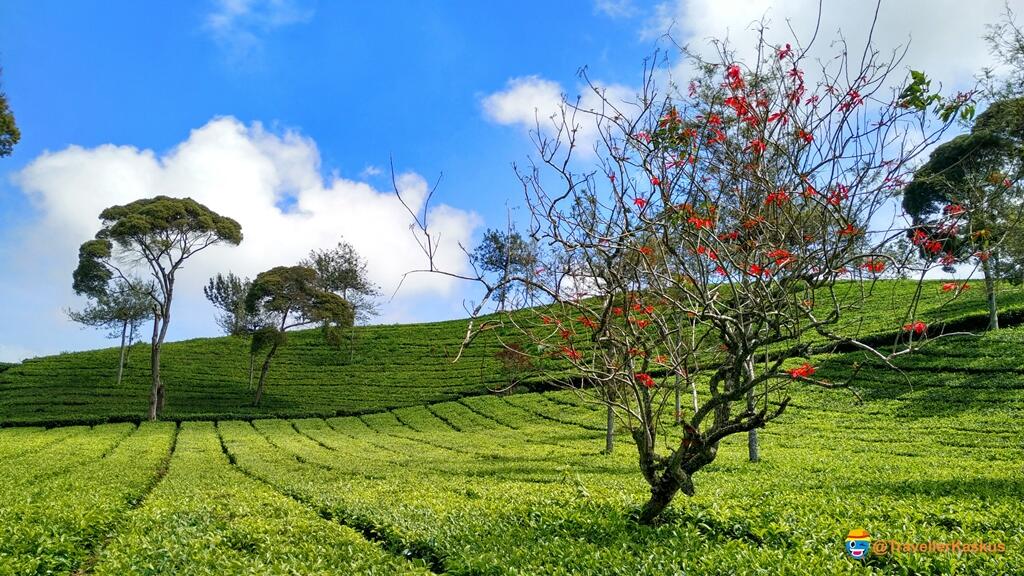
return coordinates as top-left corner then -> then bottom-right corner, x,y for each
812,352 -> 1020,421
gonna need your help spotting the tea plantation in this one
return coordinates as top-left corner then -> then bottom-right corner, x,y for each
0,281 -> 1021,574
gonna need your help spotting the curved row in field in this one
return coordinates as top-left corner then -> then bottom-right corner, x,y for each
1,327 -> 1021,574
2,280 -> 1023,427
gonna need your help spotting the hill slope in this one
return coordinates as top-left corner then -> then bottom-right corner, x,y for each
1,280 -> 1023,425
1,325 -> 1022,574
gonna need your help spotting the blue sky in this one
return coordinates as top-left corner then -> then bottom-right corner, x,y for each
0,0 -> 1012,361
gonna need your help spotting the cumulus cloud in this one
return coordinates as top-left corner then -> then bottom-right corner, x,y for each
204,0 -> 314,59
482,76 -> 637,153
643,0 -> 1006,91
4,117 -> 480,357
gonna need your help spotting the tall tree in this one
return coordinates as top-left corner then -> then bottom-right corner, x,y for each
301,240 -> 378,324
903,97 -> 1024,329
203,272 -> 277,388
245,265 -> 353,406
73,196 -> 243,420
0,67 -> 18,157
471,228 -> 539,311
398,15 -> 970,523
68,278 -> 153,387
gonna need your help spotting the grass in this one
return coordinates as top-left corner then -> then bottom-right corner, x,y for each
2,279 -> 1023,427
0,318 -> 1020,572
0,279 -> 1021,573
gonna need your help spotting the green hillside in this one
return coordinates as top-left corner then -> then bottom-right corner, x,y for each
1,325 -> 1022,574
2,280 -> 1024,426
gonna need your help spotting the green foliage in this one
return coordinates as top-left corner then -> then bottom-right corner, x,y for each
91,422 -> 430,575
0,423 -> 174,574
2,280 -> 1023,426
203,272 -> 253,336
0,73 -> 18,157
302,240 -> 380,323
0,325 -> 1022,573
97,196 -> 242,248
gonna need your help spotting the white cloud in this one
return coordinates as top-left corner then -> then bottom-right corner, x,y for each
482,76 -> 565,128
595,0 -> 637,19
204,0 -> 314,59
482,76 -> 638,154
360,165 -> 382,178
643,0 -> 1008,91
6,117 -> 480,354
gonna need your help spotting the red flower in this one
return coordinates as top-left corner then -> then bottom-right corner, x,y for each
861,259 -> 886,273
654,355 -> 668,364
924,239 -> 944,254
767,111 -> 788,125
635,372 -> 656,389
561,346 -> 582,361
795,129 -> 814,143
628,348 -> 646,357
765,189 -> 791,206
767,249 -> 794,266
941,282 -> 969,293
577,316 -> 597,329
941,252 -> 957,266
838,223 -> 861,236
650,176 -> 661,186
643,304 -> 655,315
748,264 -> 771,277
635,131 -> 651,143
718,230 -> 739,241
725,64 -> 744,90
902,321 -> 927,335
747,139 -> 767,155
688,216 -> 714,230
639,246 -> 654,257
612,306 -> 623,316
777,43 -> 792,59
707,114 -> 722,126
633,197 -> 648,209
707,128 -> 727,144
608,172 -> 616,183
827,184 -> 849,206
559,329 -> 572,340
976,251 -> 991,262
788,363 -> 816,379
911,229 -> 928,246
541,316 -> 556,325
943,204 -> 965,216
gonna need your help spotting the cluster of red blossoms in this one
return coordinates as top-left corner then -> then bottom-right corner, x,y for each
861,259 -> 886,274
635,372 -> 656,389
902,321 -> 927,335
941,282 -> 970,293
788,363 -> 816,379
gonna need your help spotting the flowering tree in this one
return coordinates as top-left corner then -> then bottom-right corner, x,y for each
903,97 -> 1024,329
399,18 -> 970,523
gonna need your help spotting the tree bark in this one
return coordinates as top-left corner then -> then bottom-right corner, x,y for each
605,404 -> 615,454
253,341 -> 280,407
982,256 -> 999,330
638,470 -> 695,525
148,316 -> 161,421
116,320 -> 127,387
674,374 -> 682,424
744,357 -> 759,463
